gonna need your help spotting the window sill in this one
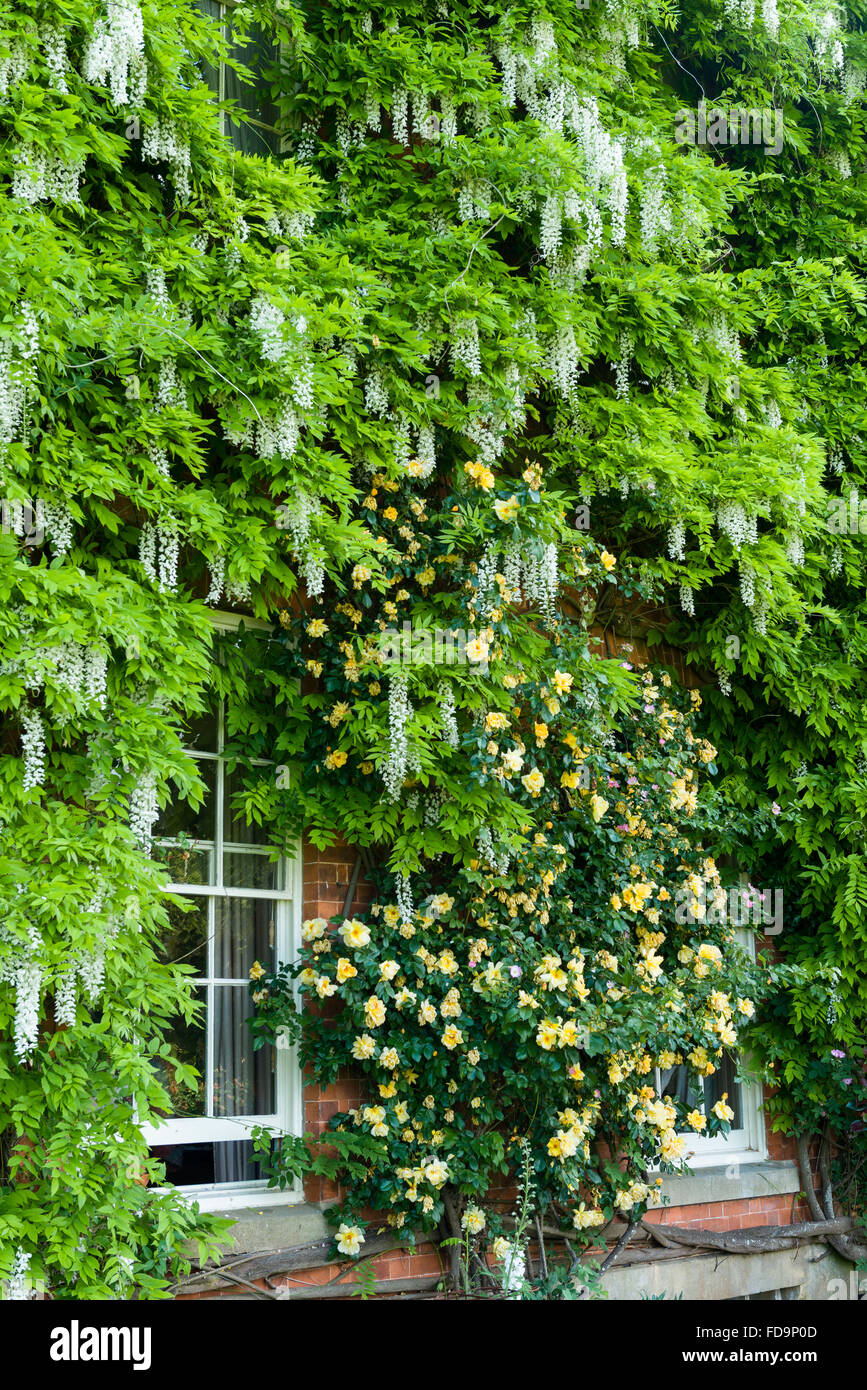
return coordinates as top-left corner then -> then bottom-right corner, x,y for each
658,1158 -> 800,1208
198,1199 -> 331,1255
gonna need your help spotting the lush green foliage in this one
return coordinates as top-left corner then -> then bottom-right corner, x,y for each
0,0 -> 378,1297
4,0 -> 867,1297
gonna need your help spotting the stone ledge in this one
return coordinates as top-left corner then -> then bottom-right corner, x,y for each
603,1241 -> 857,1301
207,1201 -> 330,1255
659,1160 -> 800,1208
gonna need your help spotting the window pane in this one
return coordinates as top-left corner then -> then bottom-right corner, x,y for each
156,895 -> 209,976
150,1140 -> 266,1187
224,768 -> 269,845
155,988 -> 207,1118
183,706 -> 219,752
213,986 -> 274,1115
224,23 -> 281,156
154,843 -> 215,886
660,1065 -> 705,1112
661,1059 -> 743,1132
191,0 -> 222,100
213,897 -> 275,977
704,1053 -> 742,1128
224,852 -> 281,891
154,757 -> 216,840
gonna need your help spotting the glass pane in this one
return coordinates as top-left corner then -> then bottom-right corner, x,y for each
153,843 -> 214,887
213,986 -> 274,1116
150,1139 -> 265,1187
224,23 -> 280,156
156,895 -> 209,975
213,897 -> 275,978
153,757 -> 216,840
705,1053 -> 742,1128
191,0 -> 222,99
183,706 -> 219,752
663,1059 -> 743,1131
154,986 -> 207,1118
224,852 -> 281,891
224,769 -> 269,846
661,1065 -> 705,1112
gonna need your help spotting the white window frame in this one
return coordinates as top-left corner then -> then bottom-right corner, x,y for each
141,611 -> 303,1210
657,926 -> 766,1170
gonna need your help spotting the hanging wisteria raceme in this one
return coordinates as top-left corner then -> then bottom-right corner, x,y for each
0,39 -> 28,96
364,368 -> 390,416
475,824 -> 511,875
679,584 -> 695,617
382,668 -> 410,801
477,539 -> 560,624
43,501 -> 73,556
11,146 -> 85,205
155,356 -> 185,409
20,709 -> 46,790
41,25 -> 70,92
205,553 -> 225,605
638,161 -> 671,257
13,938 -> 42,1062
257,402 -> 301,458
539,193 -> 563,262
79,943 -> 108,1005
81,0 -> 146,106
450,317 -> 483,377
716,502 -> 757,549
54,964 -> 78,1028
129,770 -> 158,850
722,0 -> 757,25
250,294 -> 288,362
786,534 -> 805,567
545,324 -> 581,401
739,559 -> 757,609
0,340 -> 26,448
464,384 -> 510,462
139,515 -> 180,593
667,520 -> 687,562
708,312 -> 742,368
456,179 -> 492,222
2,1249 -> 32,1300
142,118 -> 191,200
391,84 -> 409,144
395,870 -> 413,928
437,680 -> 460,748
614,329 -> 633,401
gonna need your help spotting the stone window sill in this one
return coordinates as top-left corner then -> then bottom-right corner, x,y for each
658,1159 -> 800,1208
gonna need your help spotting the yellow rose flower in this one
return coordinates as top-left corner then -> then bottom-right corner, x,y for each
493,495 -> 520,522
536,1017 -> 560,1051
364,996 -> 387,1028
336,1223 -> 365,1256
338,918 -> 371,949
521,768 -> 545,797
